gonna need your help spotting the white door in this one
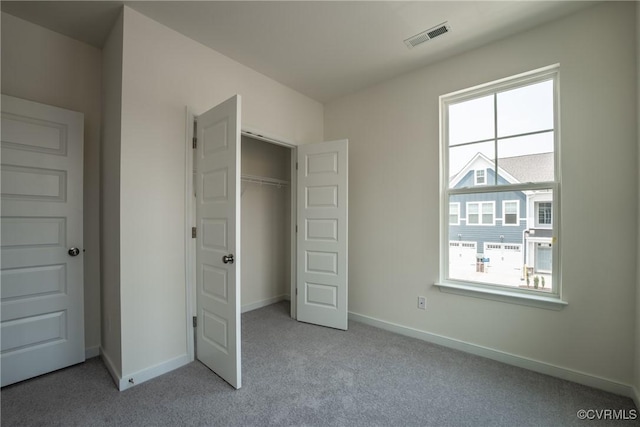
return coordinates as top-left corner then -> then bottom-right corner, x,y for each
1,95 -> 84,386
535,243 -> 552,273
296,140 -> 348,330
195,95 -> 242,389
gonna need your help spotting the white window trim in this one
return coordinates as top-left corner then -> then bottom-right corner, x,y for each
466,201 -> 495,226
449,202 -> 460,225
502,200 -> 520,226
438,64 -> 565,308
474,169 -> 486,185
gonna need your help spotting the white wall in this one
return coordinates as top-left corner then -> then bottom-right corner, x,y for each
100,11 -> 124,377
1,12 -> 102,355
118,6 -> 323,377
325,2 -> 637,387
241,137 -> 291,310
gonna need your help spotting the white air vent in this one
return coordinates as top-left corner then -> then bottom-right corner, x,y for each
404,22 -> 451,49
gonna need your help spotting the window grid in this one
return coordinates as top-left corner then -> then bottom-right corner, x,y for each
466,201 -> 495,226
441,65 -> 560,298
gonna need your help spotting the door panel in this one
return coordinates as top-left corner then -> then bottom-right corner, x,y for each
195,95 -> 241,389
1,95 -> 84,387
296,140 -> 348,330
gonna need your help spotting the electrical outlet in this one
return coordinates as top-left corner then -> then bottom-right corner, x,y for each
418,296 -> 426,310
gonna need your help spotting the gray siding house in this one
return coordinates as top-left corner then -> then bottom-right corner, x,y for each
449,152 -> 554,279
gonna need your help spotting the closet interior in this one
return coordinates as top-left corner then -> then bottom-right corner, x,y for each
240,135 -> 292,312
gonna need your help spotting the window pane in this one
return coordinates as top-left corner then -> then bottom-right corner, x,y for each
504,201 -> 518,225
449,95 -> 494,146
480,203 -> 493,224
497,80 -> 553,137
449,203 -> 459,224
448,189 -> 554,292
449,142 -> 494,188
497,133 -> 554,184
467,205 -> 479,223
537,202 -> 552,225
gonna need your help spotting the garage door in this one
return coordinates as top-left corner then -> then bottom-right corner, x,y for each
449,241 -> 476,276
484,243 -> 522,275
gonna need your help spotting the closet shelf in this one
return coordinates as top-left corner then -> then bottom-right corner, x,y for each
241,174 -> 289,187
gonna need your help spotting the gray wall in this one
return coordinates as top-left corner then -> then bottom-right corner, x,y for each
100,10 -> 124,375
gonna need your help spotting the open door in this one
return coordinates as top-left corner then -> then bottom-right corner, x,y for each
195,95 -> 241,389
296,140 -> 348,330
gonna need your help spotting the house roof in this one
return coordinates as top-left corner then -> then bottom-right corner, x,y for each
499,153 -> 554,183
449,151 -> 554,188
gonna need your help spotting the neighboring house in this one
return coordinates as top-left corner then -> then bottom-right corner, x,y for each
449,152 -> 554,278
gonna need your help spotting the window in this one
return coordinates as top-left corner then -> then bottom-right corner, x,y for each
536,202 -> 552,226
440,65 -> 561,304
449,203 -> 460,225
503,200 -> 519,225
466,201 -> 494,225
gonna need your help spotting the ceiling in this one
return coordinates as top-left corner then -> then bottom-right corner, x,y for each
1,1 -> 598,103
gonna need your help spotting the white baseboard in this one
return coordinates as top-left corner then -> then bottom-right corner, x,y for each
85,346 -> 100,359
100,348 -> 122,389
349,311 -> 636,399
118,354 -> 190,391
100,348 -> 190,391
242,294 -> 288,313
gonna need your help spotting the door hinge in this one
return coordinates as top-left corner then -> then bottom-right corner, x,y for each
296,287 -> 298,296
296,162 -> 298,170
193,316 -> 197,327
295,225 -> 298,233
192,227 -> 197,238
193,120 -> 197,149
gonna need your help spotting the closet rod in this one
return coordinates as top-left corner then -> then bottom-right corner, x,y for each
241,174 -> 289,187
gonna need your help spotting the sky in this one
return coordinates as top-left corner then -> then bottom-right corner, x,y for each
448,79 -> 554,176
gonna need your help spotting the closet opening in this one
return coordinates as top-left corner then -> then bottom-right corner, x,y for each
239,133 -> 296,316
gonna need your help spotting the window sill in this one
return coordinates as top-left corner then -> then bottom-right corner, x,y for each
433,281 -> 568,311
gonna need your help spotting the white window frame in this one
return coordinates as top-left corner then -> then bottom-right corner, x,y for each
474,169 -> 486,185
502,200 -> 520,226
449,202 -> 460,225
437,65 -> 565,310
466,201 -> 495,226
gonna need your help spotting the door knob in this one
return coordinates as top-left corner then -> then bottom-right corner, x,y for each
68,247 -> 80,257
222,254 -> 234,264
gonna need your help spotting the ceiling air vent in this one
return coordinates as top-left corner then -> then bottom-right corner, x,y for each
404,22 -> 451,49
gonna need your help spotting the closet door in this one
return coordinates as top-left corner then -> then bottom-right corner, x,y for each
1,95 -> 85,386
195,95 -> 242,389
296,140 -> 348,330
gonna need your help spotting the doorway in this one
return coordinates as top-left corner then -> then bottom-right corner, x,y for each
240,135 -> 295,315
185,96 -> 348,390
